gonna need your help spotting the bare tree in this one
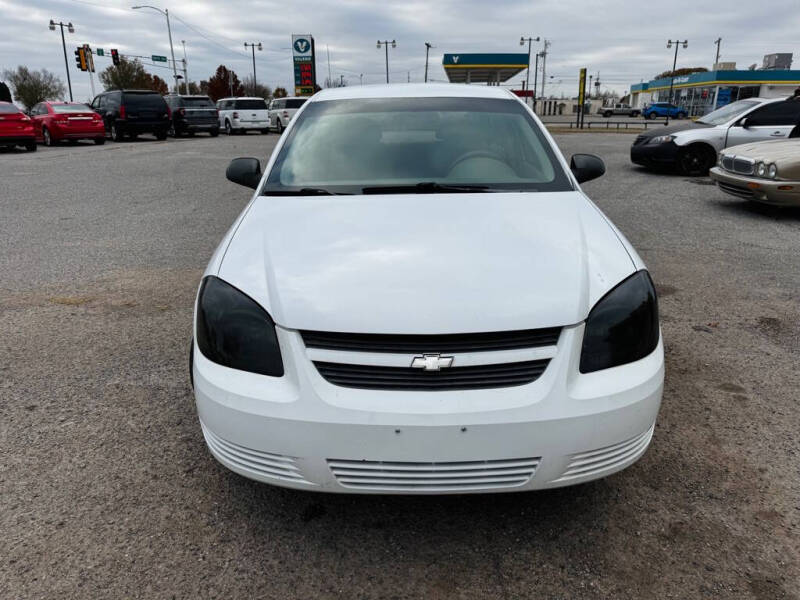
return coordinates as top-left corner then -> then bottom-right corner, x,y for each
242,76 -> 272,100
2,66 -> 65,110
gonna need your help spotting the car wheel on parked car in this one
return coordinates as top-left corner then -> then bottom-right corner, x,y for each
25,141 -> 36,152
647,112 -> 657,120
156,131 -> 167,140
277,119 -> 284,133
210,128 -> 219,137
111,123 -> 124,142
678,144 -> 716,176
603,111 -> 613,118
42,127 -> 54,147
225,120 -> 233,135
261,128 -> 269,134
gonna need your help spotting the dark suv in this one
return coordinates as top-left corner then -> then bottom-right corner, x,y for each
90,90 -> 170,141
164,94 -> 219,137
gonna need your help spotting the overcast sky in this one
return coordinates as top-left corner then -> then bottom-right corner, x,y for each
2,0 -> 799,102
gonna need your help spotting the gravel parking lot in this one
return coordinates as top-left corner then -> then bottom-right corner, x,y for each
2,132 -> 798,598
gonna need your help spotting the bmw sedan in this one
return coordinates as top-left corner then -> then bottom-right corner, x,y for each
193,84 -> 664,494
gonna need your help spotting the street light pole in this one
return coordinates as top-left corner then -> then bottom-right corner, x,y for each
533,52 -> 541,113
181,39 -> 188,93
713,37 -> 722,69
131,6 -> 179,91
424,42 -> 433,83
666,39 -> 688,126
377,40 -> 396,84
244,42 -> 262,94
519,35 -> 540,108
49,20 -> 74,101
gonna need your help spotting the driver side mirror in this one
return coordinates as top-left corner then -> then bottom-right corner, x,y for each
570,154 -> 605,184
226,157 -> 262,189
739,117 -> 749,128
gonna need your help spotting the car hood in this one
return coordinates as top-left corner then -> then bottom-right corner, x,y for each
638,121 -> 711,139
725,139 -> 800,165
217,192 -> 637,334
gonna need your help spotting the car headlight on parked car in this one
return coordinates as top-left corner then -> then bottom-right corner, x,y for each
648,135 -> 675,145
756,162 -> 766,177
579,271 -> 660,374
767,163 -> 778,179
195,276 -> 284,376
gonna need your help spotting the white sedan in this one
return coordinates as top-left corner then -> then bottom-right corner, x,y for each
192,84 -> 664,494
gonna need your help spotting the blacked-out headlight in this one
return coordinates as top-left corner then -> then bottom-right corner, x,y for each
196,276 -> 284,377
579,271 -> 659,373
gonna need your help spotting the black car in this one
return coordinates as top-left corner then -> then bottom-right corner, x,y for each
164,94 -> 219,137
90,90 -> 170,141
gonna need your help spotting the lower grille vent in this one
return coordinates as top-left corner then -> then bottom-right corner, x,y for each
327,457 -> 541,491
313,359 -> 550,391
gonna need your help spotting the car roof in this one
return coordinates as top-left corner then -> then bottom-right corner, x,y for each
309,83 -> 517,103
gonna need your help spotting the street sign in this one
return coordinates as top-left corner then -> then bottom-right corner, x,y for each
96,48 -> 104,56
152,55 -> 168,62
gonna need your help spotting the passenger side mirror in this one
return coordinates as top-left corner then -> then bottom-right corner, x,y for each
226,157 -> 262,189
570,154 -> 605,184
739,117 -> 749,128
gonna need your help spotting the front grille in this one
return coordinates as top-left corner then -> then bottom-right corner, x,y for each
721,155 -> 734,171
717,181 -> 754,199
733,157 -> 755,175
553,424 -> 654,483
327,457 -> 541,491
313,359 -> 549,391
201,424 -> 311,484
300,327 -> 561,354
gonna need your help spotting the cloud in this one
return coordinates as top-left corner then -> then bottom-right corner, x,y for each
1,0 -> 798,102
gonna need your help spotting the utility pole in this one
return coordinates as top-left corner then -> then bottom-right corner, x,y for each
181,39 -> 188,93
132,6 -> 179,92
244,42 -> 262,95
540,39 -> 551,105
48,20 -> 74,101
228,69 -> 233,96
360,73 -> 363,85
84,44 -> 96,99
424,42 -> 433,82
519,35 -> 540,108
326,45 -> 332,88
340,74 -> 344,87
377,40 -> 396,84
713,37 -> 721,69
533,51 -> 541,113
666,39 -> 688,126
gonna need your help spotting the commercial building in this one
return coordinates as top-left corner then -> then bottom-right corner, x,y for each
630,68 -> 800,117
442,53 -> 529,84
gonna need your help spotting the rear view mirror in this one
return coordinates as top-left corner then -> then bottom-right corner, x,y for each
226,157 -> 262,189
570,154 -> 606,184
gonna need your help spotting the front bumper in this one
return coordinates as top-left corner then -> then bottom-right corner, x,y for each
709,167 -> 800,206
630,140 -> 679,167
193,324 -> 664,494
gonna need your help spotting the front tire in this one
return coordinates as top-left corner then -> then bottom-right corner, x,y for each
43,127 -> 54,147
678,144 -> 716,176
647,112 -> 657,120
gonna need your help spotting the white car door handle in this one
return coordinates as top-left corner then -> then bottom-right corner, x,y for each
770,131 -> 784,137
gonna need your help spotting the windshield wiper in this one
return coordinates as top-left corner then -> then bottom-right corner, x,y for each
264,187 -> 346,196
362,182 -> 492,194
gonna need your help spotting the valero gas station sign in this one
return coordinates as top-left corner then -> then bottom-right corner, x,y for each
292,34 -> 316,96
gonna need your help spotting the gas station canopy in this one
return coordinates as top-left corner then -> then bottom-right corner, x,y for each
442,53 -> 529,84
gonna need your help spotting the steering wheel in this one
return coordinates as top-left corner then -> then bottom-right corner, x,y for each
446,150 -> 507,174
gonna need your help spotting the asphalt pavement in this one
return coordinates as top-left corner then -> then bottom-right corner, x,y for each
1,131 -> 798,598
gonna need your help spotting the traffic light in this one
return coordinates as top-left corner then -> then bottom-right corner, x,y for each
74,47 -> 87,72
111,48 -> 120,66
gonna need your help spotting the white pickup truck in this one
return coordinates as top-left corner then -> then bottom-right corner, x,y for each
597,103 -> 641,118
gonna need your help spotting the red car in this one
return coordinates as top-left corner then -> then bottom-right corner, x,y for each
30,101 -> 105,146
0,101 -> 36,151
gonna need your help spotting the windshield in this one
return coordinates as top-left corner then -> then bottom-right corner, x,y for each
183,97 -> 214,107
697,100 -> 759,125
123,93 -> 167,109
52,103 -> 93,113
236,99 -> 268,110
263,97 -> 572,194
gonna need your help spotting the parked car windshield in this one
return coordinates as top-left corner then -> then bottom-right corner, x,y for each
235,99 -> 268,110
263,97 -> 572,194
52,103 -> 93,113
285,99 -> 307,109
697,100 -> 759,126
123,93 -> 167,109
184,97 -> 215,107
